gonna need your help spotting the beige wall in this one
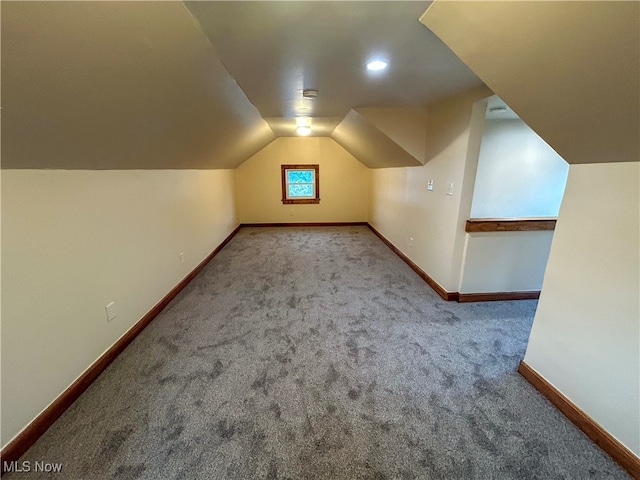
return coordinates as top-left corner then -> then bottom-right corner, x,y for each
1,169 -> 237,448
369,87 -> 489,292
235,137 -> 369,223
524,162 -> 640,456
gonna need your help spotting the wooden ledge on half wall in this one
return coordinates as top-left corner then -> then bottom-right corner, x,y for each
465,217 -> 557,233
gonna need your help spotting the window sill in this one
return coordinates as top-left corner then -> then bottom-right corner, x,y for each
282,199 -> 321,205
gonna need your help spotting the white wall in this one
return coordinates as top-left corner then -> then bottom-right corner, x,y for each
524,162 -> 640,456
1,169 -> 237,448
471,118 -> 568,218
369,86 -> 490,292
235,137 -> 369,223
459,231 -> 554,293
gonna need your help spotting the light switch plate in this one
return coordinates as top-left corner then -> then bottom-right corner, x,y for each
446,182 -> 454,196
427,179 -> 434,191
105,302 -> 117,322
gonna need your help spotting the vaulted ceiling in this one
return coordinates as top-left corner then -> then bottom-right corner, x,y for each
185,1 -> 480,133
2,1 -> 638,170
1,1 -> 480,170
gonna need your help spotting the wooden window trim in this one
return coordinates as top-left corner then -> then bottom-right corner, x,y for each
281,164 -> 320,204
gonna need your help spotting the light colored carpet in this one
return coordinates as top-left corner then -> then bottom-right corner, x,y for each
7,226 -> 629,479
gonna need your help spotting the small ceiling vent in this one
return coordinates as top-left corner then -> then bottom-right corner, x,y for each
302,89 -> 318,99
489,106 -> 507,113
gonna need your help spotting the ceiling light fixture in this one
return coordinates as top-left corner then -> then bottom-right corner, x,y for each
296,126 -> 312,136
296,116 -> 311,127
366,60 -> 389,72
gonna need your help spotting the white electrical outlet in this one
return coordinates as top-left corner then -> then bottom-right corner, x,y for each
446,182 -> 454,196
179,252 -> 185,265
409,237 -> 414,248
427,179 -> 434,191
289,209 -> 294,217
105,302 -> 117,322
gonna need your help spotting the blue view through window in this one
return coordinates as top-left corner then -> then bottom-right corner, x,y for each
287,169 -> 314,197
287,170 -> 313,184
289,184 -> 314,197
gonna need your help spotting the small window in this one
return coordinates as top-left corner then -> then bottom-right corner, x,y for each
281,164 -> 320,204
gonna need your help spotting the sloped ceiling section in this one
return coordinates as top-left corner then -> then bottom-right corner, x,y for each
331,110 -> 424,168
421,1 -> 640,164
1,2 -> 274,170
355,107 -> 427,163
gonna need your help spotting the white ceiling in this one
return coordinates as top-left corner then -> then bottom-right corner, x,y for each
186,1 -> 482,135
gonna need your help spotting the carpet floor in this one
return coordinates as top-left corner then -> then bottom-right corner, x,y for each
6,226 -> 629,479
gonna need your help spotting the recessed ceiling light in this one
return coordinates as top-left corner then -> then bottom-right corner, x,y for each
296,126 -> 312,136
296,117 -> 310,127
366,60 -> 389,72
